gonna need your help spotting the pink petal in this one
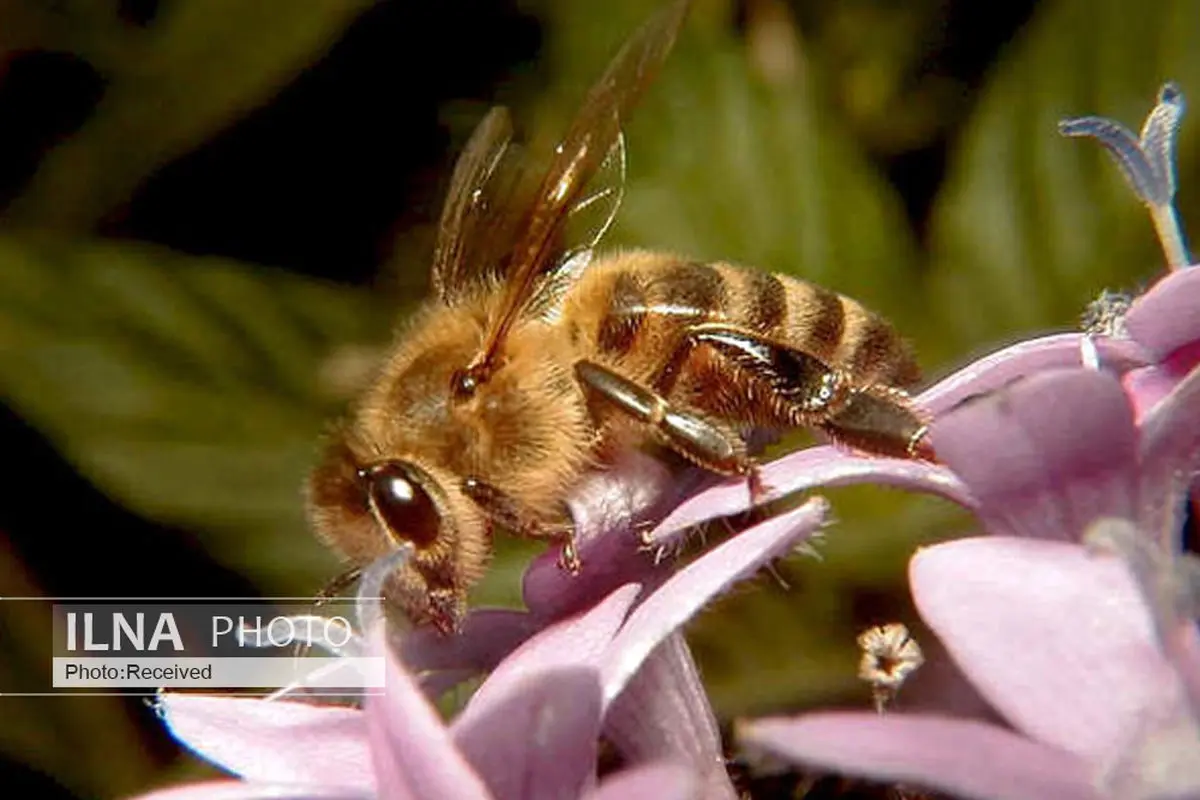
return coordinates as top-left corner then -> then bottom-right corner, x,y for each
1124,339 -> 1200,421
901,636 -> 1003,724
650,449 -> 968,545
1123,364 -> 1179,420
459,584 -> 640,726
1124,267 -> 1200,361
587,763 -> 698,800
1137,365 -> 1200,539
157,695 -> 372,792
130,782 -> 372,800
601,498 -> 828,702
453,667 -> 602,800
366,630 -> 491,800
917,332 -> 1147,415
523,452 -> 686,621
910,537 -> 1188,767
928,369 -> 1138,540
565,450 -> 682,547
740,712 -> 1101,800
603,633 -> 735,800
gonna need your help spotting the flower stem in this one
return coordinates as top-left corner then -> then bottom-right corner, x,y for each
1150,201 -> 1192,269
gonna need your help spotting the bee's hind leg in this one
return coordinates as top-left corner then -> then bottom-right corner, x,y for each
664,323 -> 933,462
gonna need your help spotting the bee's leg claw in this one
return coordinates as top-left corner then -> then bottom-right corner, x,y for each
908,424 -> 937,462
634,519 -> 657,548
746,465 -> 771,504
557,537 -> 582,575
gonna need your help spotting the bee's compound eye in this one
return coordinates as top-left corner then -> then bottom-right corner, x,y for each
362,462 -> 440,548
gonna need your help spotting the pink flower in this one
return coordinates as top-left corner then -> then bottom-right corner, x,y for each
131,493 -> 831,800
738,365 -> 1200,800
1121,266 -> 1200,419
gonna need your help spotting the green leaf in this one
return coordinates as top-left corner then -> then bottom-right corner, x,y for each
926,0 -> 1200,362
0,236 -> 389,591
4,0 -> 372,231
0,539 -> 159,798
0,1 -> 127,58
618,41 -> 919,322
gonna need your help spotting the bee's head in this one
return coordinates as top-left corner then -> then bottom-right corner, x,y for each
305,430 -> 489,634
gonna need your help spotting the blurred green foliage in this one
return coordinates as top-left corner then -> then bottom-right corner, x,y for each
927,0 -> 1200,361
1,0 -> 374,230
0,0 -> 1197,796
0,237 -> 388,588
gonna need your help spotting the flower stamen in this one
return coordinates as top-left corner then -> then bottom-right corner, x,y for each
857,622 -> 924,714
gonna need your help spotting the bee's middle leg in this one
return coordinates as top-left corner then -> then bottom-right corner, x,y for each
460,477 -> 581,574
574,360 -> 761,491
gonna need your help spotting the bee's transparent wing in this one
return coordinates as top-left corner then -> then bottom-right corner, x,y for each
562,129 -> 626,263
527,132 -> 627,320
467,0 -> 690,373
430,106 -> 517,302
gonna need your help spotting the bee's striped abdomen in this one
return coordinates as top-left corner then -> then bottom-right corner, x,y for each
712,263 -> 918,388
570,251 -> 919,390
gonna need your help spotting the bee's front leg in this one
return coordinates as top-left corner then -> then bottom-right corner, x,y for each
460,477 -> 581,574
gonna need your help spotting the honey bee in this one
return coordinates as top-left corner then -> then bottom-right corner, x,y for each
306,0 -> 930,633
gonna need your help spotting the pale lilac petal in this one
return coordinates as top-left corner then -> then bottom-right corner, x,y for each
917,332 -> 1147,415
459,584 -> 640,725
522,524 -> 662,622
651,449 -> 968,545
910,537 -> 1188,767
602,498 -> 828,703
587,763 -> 698,800
131,782 -> 371,800
1123,364 -> 1179,420
928,369 -> 1138,540
565,450 -> 688,548
366,630 -> 490,800
1087,517 -> 1200,720
158,695 -> 372,792
740,712 -> 1101,800
1137,364 -> 1200,539
1124,339 -> 1200,422
453,667 -> 602,800
603,633 -> 735,800
901,637 -> 1003,724
523,452 -> 691,620
1125,266 -> 1200,360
